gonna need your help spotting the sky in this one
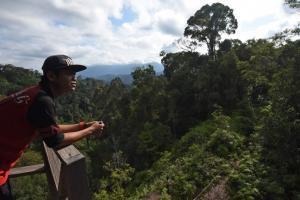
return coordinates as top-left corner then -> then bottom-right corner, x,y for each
0,0 -> 299,71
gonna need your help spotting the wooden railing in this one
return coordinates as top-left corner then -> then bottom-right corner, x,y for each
9,142 -> 91,200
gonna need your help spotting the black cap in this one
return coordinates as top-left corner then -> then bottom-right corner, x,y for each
42,55 -> 87,72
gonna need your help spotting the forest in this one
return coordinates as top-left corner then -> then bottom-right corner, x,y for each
0,1 -> 299,200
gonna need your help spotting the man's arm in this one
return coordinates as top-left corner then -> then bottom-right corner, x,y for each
58,123 -> 83,133
56,121 -> 105,148
58,121 -> 100,133
27,93 -> 105,148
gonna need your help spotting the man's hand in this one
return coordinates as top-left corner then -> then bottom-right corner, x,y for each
85,121 -> 99,127
57,121 -> 106,148
87,121 -> 105,137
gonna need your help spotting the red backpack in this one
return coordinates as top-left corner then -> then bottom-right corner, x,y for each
0,85 -> 40,185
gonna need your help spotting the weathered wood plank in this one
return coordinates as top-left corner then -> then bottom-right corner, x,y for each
42,142 -> 64,200
43,142 -> 62,189
9,164 -> 45,178
42,142 -> 91,200
63,157 -> 91,200
57,145 -> 91,200
57,145 -> 84,165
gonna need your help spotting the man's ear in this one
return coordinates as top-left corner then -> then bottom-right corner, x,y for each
46,71 -> 58,82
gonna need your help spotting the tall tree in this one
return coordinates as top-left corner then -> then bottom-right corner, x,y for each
285,0 -> 300,8
184,3 -> 238,58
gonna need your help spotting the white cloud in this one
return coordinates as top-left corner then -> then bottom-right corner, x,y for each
0,0 -> 299,71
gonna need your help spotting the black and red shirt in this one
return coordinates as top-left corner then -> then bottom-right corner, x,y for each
27,86 -> 64,147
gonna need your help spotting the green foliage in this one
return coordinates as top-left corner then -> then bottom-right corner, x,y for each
93,152 -> 134,200
161,49 -> 244,136
207,111 -> 243,159
10,150 -> 47,200
11,174 -> 48,200
127,110 -> 244,199
259,39 -> 300,199
122,66 -> 171,169
237,39 -> 280,107
0,64 -> 40,95
228,155 -> 262,199
227,132 -> 264,200
136,122 -> 172,168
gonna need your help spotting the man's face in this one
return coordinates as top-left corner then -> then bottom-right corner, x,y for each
49,69 -> 77,96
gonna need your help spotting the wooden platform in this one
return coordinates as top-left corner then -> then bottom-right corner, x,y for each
9,143 -> 91,200
9,164 -> 45,178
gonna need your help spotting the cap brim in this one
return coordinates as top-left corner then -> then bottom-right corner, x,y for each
69,64 -> 87,72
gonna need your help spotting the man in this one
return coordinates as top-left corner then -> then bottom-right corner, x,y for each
0,55 -> 105,199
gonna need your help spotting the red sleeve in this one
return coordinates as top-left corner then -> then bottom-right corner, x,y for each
36,124 -> 60,138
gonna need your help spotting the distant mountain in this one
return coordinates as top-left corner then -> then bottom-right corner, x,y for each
79,62 -> 163,77
95,74 -> 133,85
78,62 -> 163,85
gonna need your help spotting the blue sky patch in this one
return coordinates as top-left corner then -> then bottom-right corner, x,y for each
53,20 -> 68,28
109,6 -> 136,26
239,15 -> 276,32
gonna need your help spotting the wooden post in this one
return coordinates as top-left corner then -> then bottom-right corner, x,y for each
57,145 -> 91,200
42,142 -> 91,200
42,142 -> 64,200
